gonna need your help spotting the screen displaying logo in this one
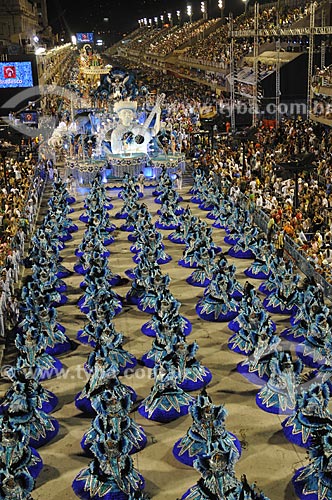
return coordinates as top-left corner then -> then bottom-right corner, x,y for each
3,66 -> 16,79
0,62 -> 34,88
20,111 -> 38,125
76,32 -> 94,43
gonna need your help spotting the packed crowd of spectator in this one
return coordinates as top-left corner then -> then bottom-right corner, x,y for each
234,2 -> 313,31
148,19 -> 218,57
120,1 -> 313,78
193,119 -> 332,282
311,65 -> 332,122
313,64 -> 332,87
180,1 -> 311,70
0,141 -> 48,337
123,27 -> 169,53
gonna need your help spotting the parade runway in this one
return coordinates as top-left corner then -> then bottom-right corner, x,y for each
3,180 -> 306,500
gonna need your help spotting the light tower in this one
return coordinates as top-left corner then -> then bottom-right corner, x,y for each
218,0 -> 224,19
201,2 -> 207,20
187,4 -> 193,23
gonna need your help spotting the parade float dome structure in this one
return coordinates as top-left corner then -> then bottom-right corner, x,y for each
106,94 -> 185,178
60,67 -> 186,180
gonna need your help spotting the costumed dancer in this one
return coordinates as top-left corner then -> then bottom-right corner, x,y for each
190,171 -> 207,204
141,294 -> 192,338
132,225 -> 171,266
137,271 -> 171,314
0,421 -> 36,498
258,256 -> 288,296
290,277 -> 325,327
78,280 -> 122,316
282,383 -> 332,449
282,284 -> 326,343
236,326 -> 281,386
15,316 -> 63,381
212,199 -> 234,229
84,323 -> 137,375
155,198 -> 180,230
0,415 -> 43,481
75,362 -> 136,417
142,331 -> 212,391
115,174 -> 141,222
256,350 -> 303,415
125,258 -> 158,306
292,428 -> 332,500
138,358 -> 194,423
0,363 -> 58,416
79,197 -> 114,229
181,443 -> 270,499
26,224 -> 71,279
22,270 -> 71,356
224,208 -> 252,246
228,224 -> 260,259
128,204 -> 152,247
179,221 -> 221,269
295,310 -> 331,369
244,239 -> 273,280
228,282 -> 274,333
76,220 -> 114,260
154,171 -> 183,205
189,168 -> 204,198
186,247 -> 216,288
54,173 -> 76,205
228,308 -> 278,357
173,389 -> 241,467
80,386 -> 146,458
168,205 -> 193,244
198,184 -> 221,212
196,268 -> 239,322
72,430 -> 146,500
211,255 -> 243,299
0,364 -> 59,448
263,260 -> 300,315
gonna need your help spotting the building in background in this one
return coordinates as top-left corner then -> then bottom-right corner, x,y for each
0,0 -> 53,55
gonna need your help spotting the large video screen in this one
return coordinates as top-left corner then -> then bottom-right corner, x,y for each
20,111 -> 38,125
0,62 -> 34,88
76,33 -> 94,43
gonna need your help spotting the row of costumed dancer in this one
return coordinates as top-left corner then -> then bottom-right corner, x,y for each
70,170 -> 270,500
189,167 -> 332,499
0,177 -> 77,499
0,170 -> 262,500
2,166 -> 329,499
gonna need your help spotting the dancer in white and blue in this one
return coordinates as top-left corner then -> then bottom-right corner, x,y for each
138,358 -> 194,423
263,260 -> 300,315
244,239 -> 273,280
180,442 -> 270,499
173,390 -> 241,467
75,362 -> 136,417
256,351 -> 303,415
196,267 -> 239,322
0,415 -> 43,481
72,426 -> 146,500
292,427 -> 332,500
141,294 -> 192,338
282,383 -> 332,449
80,387 -> 146,458
295,310 -> 331,369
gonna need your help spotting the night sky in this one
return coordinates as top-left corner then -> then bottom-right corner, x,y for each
47,0 -> 244,42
